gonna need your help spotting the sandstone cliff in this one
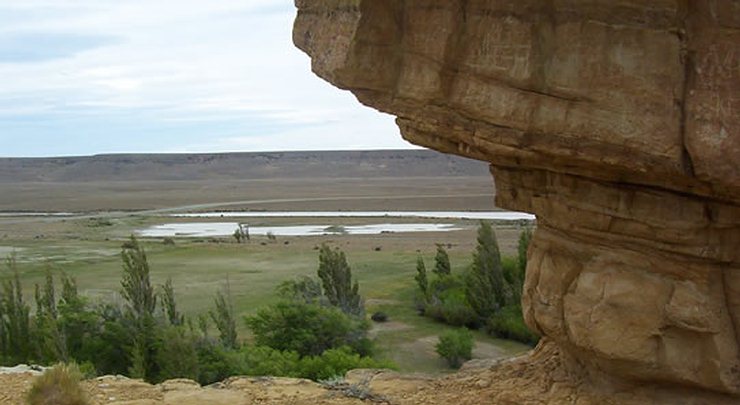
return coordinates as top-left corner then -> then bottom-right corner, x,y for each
294,0 -> 740,402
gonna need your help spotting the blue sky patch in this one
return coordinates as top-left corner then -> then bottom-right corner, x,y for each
0,33 -> 119,63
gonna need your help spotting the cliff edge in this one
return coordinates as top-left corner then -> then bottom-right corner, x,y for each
294,1 -> 740,403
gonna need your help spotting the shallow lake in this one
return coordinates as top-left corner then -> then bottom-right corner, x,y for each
171,211 -> 535,221
138,223 -> 464,237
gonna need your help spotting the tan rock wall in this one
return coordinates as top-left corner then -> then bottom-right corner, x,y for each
294,0 -> 740,400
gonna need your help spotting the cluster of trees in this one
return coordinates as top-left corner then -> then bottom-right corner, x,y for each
0,239 -> 390,384
415,222 -> 538,345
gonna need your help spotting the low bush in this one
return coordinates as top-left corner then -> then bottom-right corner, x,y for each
246,301 -> 372,357
370,312 -> 388,323
435,329 -> 474,369
486,305 -> 539,346
239,346 -> 301,377
227,345 -> 395,381
155,326 -> 199,383
26,363 -> 89,405
425,286 -> 479,328
77,362 -> 97,379
297,347 -> 394,381
194,342 -> 241,385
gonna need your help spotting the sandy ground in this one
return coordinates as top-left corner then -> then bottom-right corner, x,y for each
0,177 -> 494,212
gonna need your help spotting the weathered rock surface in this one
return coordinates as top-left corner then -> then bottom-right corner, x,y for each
4,347 -> 740,404
294,0 -> 740,402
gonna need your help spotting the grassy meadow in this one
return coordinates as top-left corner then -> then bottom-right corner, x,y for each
0,211 -> 531,374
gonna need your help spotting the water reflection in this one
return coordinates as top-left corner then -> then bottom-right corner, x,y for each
138,222 -> 464,237
172,211 -> 535,220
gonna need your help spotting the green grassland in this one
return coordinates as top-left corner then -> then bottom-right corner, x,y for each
1,214 -> 531,374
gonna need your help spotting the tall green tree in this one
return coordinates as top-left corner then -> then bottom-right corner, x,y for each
121,237 -> 156,319
465,221 -> 509,319
209,280 -> 237,349
317,245 -> 363,317
32,268 -> 64,364
160,278 -> 183,326
276,276 -> 322,304
504,227 -> 532,305
414,256 -> 429,298
517,227 -> 532,275
1,255 -> 31,364
39,267 -> 57,319
120,236 -> 158,380
433,244 -> 451,276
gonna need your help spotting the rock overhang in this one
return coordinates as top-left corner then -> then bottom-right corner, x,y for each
293,0 -> 740,400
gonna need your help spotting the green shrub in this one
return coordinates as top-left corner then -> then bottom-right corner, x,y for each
26,363 -> 89,405
232,345 -> 395,382
276,276 -> 323,304
500,256 -> 519,286
501,256 -> 522,305
239,346 -> 301,377
194,341 -> 241,385
486,305 -> 539,346
370,312 -> 388,322
77,362 -> 97,379
435,329 -> 474,369
155,326 -> 199,383
246,301 -> 371,357
86,304 -> 131,376
425,301 -> 478,328
517,227 -> 532,275
425,285 -> 479,328
428,273 -> 461,300
298,347 -> 394,381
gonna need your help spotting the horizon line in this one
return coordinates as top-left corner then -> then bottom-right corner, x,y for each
0,147 -> 430,159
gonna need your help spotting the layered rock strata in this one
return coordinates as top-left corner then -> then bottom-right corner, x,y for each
294,0 -> 740,401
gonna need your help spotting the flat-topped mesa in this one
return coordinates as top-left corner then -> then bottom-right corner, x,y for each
294,0 -> 740,401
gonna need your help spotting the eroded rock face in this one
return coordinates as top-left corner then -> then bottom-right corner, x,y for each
293,0 -> 740,400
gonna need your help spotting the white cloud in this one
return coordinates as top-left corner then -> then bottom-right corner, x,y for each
169,110 -> 415,153
0,0 -> 414,155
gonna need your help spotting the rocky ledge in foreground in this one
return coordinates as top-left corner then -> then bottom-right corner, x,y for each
3,341 -> 739,404
294,0 -> 740,403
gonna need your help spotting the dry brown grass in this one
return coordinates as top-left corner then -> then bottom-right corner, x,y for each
0,176 -> 494,212
26,363 -> 89,405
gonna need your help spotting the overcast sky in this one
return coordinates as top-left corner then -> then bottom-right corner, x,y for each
0,0 -> 413,157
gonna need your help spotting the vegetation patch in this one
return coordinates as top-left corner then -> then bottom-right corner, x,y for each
0,238 -> 393,385
26,362 -> 89,405
436,328 -> 474,369
414,222 -> 539,347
